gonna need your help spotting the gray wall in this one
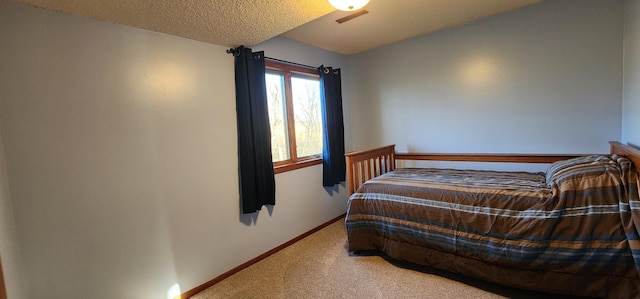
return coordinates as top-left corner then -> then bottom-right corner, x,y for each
0,2 -> 348,299
348,0 -> 623,162
624,0 -> 640,145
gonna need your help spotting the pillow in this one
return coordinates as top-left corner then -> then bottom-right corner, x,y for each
545,155 -> 617,186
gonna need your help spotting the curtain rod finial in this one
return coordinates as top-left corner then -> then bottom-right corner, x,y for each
227,46 -> 248,56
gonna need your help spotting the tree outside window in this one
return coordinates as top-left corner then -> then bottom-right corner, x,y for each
265,60 -> 323,173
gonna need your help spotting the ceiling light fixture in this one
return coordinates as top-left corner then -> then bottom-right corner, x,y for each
328,0 -> 371,11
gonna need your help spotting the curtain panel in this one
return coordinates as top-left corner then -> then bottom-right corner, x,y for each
318,65 -> 346,186
231,46 -> 276,214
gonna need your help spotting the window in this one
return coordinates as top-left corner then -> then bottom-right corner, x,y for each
265,60 -> 323,173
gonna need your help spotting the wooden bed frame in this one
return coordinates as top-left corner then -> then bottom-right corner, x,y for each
345,141 -> 640,195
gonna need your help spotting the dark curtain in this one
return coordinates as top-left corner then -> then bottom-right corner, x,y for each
231,46 -> 276,213
318,65 -> 346,186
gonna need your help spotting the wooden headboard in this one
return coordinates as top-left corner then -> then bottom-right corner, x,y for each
345,141 -> 640,195
610,141 -> 640,170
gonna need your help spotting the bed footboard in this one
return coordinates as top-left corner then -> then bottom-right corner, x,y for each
345,145 -> 395,195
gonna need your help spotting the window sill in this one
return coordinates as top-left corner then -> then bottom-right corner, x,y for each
274,158 -> 322,174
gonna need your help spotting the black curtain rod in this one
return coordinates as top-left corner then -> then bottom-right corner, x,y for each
226,47 -> 318,70
265,57 -> 317,70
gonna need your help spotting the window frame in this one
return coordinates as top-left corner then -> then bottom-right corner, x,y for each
265,59 -> 323,174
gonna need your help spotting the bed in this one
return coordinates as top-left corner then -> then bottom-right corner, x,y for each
345,141 -> 640,298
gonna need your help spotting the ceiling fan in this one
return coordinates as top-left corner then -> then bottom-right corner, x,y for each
329,0 -> 371,11
329,0 -> 371,24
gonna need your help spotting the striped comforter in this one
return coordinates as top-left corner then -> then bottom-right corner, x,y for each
345,155 -> 640,297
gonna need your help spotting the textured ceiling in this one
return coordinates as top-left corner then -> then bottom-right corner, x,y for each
9,0 -> 336,47
284,0 -> 543,55
9,0 -> 543,55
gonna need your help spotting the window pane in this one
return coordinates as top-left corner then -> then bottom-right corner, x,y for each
291,77 -> 322,158
266,73 -> 289,162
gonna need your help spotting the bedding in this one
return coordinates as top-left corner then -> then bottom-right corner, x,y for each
345,154 -> 640,298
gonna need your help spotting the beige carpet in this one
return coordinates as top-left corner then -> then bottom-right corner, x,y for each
192,218 -> 584,299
